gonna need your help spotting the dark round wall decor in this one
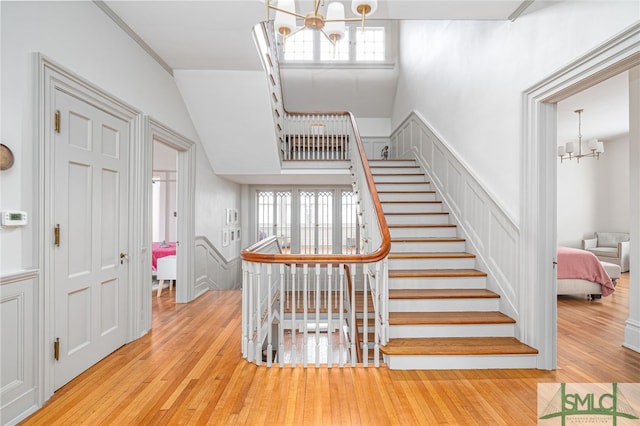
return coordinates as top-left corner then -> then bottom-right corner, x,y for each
0,144 -> 15,170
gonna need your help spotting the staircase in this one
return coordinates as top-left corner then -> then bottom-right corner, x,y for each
369,159 -> 538,369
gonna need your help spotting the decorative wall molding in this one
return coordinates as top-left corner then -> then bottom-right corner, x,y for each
390,111 -> 520,322
195,235 -> 242,295
0,271 -> 39,425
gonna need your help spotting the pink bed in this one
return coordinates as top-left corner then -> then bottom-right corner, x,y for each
152,241 -> 177,270
557,246 -> 615,297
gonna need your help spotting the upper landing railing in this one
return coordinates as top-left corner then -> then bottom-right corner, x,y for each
243,22 -> 390,368
253,21 -> 351,162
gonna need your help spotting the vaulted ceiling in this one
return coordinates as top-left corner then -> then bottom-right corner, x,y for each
100,1 -> 629,182
103,0 -> 534,118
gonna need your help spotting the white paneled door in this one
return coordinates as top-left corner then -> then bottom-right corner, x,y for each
53,89 -> 129,390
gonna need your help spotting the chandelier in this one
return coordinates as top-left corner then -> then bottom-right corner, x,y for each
265,0 -> 378,44
557,109 -> 604,163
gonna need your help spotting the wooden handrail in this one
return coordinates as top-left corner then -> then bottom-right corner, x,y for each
243,23 -> 390,266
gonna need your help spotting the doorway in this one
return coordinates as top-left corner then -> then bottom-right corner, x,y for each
144,118 -> 195,312
522,30 -> 640,369
152,141 -> 179,301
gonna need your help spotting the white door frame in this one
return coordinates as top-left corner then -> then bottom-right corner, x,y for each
36,54 -> 142,401
143,118 -> 196,316
522,23 -> 640,369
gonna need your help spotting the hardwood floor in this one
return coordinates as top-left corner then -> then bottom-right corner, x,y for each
22,274 -> 640,425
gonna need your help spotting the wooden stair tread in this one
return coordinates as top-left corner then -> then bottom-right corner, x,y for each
375,181 -> 431,185
388,224 -> 456,228
389,289 -> 499,299
391,237 -> 465,243
370,165 -> 420,169
373,173 -> 424,176
389,252 -> 475,259
385,212 -> 448,216
380,200 -> 442,205
380,337 -> 538,356
389,311 -> 515,325
378,190 -> 433,194
389,269 -> 487,278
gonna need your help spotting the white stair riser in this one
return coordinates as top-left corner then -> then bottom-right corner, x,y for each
389,323 -> 516,338
391,241 -> 466,253
389,298 -> 500,312
370,167 -> 421,174
376,183 -> 432,191
373,175 -> 429,186
373,175 -> 427,183
390,227 -> 457,238
378,192 -> 435,202
386,214 -> 450,225
388,276 -> 486,290
385,213 -> 450,225
369,161 -> 416,167
383,354 -> 538,370
382,203 -> 442,215
389,257 -> 476,270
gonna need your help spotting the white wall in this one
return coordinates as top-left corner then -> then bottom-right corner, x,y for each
557,135 -> 630,247
174,70 -> 281,176
0,1 -> 241,273
1,3 -> 242,421
391,2 -> 639,220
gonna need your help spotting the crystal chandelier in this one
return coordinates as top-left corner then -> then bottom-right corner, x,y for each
265,0 -> 378,44
557,109 -> 604,163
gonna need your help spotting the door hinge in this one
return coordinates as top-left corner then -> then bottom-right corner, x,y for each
54,337 -> 60,361
54,224 -> 60,247
54,110 -> 61,133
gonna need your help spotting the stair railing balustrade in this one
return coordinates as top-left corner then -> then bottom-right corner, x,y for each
243,22 -> 390,368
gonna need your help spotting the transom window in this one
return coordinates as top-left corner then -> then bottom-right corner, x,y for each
278,22 -> 394,66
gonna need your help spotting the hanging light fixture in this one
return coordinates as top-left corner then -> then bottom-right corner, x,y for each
266,0 -> 377,44
557,109 -> 604,163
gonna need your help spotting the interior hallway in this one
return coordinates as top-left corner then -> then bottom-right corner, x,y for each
23,274 -> 640,425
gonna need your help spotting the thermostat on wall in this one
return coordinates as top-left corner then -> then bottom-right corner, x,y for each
1,210 -> 28,227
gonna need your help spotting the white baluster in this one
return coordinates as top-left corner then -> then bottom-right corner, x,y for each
327,264 -> 333,367
267,263 -> 273,367
291,264 -> 297,367
303,263 -> 309,368
374,261 -> 380,367
339,264 -> 345,367
315,264 -> 321,367
362,266 -> 368,368
350,263 -> 357,366
242,262 -> 248,358
251,264 -> 262,365
279,263 -> 285,367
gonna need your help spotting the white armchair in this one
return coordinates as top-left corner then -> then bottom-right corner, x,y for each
156,255 -> 177,297
582,232 -> 630,272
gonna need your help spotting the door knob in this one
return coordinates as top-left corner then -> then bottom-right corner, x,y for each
120,252 -> 128,264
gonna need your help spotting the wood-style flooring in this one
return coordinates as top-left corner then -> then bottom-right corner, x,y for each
22,274 -> 640,425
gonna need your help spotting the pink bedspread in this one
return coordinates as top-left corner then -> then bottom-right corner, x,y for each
557,246 -> 615,296
152,242 -> 176,270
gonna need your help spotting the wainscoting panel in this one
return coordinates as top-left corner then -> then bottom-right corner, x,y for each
0,270 -> 38,425
391,112 -> 520,321
195,236 -> 241,296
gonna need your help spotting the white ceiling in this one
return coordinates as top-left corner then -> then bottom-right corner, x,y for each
103,1 -> 536,118
101,1 -> 630,183
557,71 -> 629,144
105,1 -> 534,72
